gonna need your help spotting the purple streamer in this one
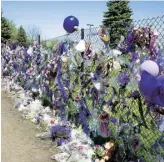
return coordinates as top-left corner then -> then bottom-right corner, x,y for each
56,59 -> 68,101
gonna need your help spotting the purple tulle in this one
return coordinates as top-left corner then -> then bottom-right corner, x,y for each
78,100 -> 91,135
58,43 -> 66,56
56,60 -> 68,101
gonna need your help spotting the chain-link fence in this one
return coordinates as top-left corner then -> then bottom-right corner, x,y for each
52,15 -> 164,162
53,15 -> 164,50
1,15 -> 163,162
133,15 -> 164,50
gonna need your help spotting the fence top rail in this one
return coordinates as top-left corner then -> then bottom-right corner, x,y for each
51,15 -> 164,41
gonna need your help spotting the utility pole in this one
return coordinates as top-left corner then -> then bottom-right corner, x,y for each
87,24 -> 94,43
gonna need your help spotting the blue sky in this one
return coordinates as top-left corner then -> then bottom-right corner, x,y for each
2,1 -> 164,39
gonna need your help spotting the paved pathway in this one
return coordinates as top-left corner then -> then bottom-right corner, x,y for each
1,91 -> 54,162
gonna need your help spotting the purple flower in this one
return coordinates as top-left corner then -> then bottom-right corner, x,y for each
110,117 -> 118,125
106,99 -> 112,105
13,62 -> 18,70
57,138 -> 66,146
91,73 -> 99,82
84,47 -> 92,60
127,90 -> 140,99
130,52 -> 139,62
117,72 -> 130,86
10,40 -> 17,50
50,125 -> 71,139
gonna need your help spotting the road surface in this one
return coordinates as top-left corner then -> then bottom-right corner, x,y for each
1,91 -> 54,162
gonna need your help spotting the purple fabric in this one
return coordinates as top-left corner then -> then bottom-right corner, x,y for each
56,60 -> 68,101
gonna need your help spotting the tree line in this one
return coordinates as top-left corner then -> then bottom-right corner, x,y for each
1,10 -> 42,47
1,1 -> 132,48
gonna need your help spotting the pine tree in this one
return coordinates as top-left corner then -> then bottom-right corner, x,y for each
103,1 -> 133,48
17,25 -> 27,47
8,20 -> 18,40
1,11 -> 12,43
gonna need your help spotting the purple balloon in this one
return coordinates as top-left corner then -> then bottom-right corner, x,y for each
63,16 -> 79,33
139,71 -> 158,102
139,71 -> 164,106
157,74 -> 164,84
157,75 -> 164,105
156,57 -> 164,73
151,88 -> 164,107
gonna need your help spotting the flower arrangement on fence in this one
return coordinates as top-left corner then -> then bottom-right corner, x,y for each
1,20 -> 164,162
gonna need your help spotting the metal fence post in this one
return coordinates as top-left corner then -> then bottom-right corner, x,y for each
81,28 -> 84,81
38,34 -> 40,45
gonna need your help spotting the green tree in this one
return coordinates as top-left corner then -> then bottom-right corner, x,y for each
1,11 -> 12,43
7,20 -> 18,40
103,0 -> 133,48
41,40 -> 47,48
17,25 -> 27,47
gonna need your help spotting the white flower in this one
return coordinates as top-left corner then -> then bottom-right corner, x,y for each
75,40 -> 86,52
135,59 -> 140,64
45,80 -> 49,84
90,72 -> 94,78
113,61 -> 121,70
36,74 -> 41,80
9,60 -> 12,64
61,55 -> 68,63
153,30 -> 158,36
39,88 -> 42,97
29,100 -> 42,113
50,152 -> 70,162
9,51 -> 13,55
18,104 -> 27,111
64,87 -> 68,90
94,82 -> 101,90
112,49 -> 122,57
27,47 -> 33,56
142,52 -> 147,56
47,64 -> 51,68
32,87 -> 38,93
42,114 -> 52,126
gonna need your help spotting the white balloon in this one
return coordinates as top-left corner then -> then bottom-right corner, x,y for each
140,60 -> 159,77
